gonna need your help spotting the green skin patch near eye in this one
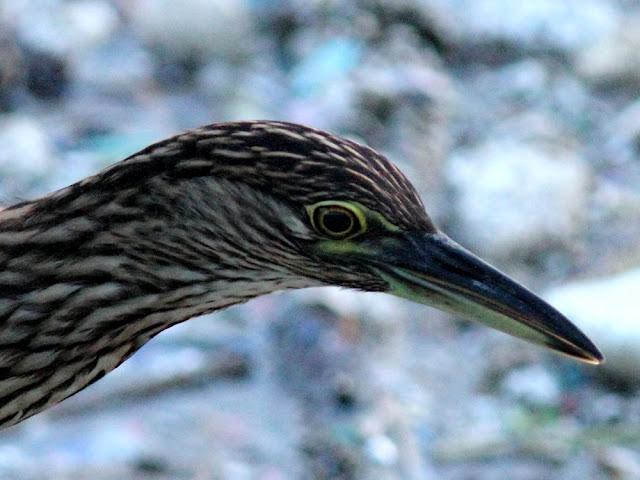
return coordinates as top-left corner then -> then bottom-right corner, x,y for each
306,200 -> 402,256
314,238 -> 375,256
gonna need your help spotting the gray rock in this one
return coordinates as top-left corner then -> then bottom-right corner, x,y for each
71,38 -> 153,95
0,114 -> 54,196
576,14 -> 640,87
128,0 -> 255,61
445,139 -> 590,259
597,446 -> 640,479
365,435 -> 399,467
432,426 -> 512,461
4,0 -> 119,56
546,269 -> 640,384
585,180 -> 640,273
461,60 -> 592,133
601,99 -> 640,171
423,0 -> 619,55
24,49 -> 68,99
1,0 -> 120,102
501,364 -> 561,407
0,30 -> 24,109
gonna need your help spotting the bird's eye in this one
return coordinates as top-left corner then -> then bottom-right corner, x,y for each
307,202 -> 366,239
316,207 -> 355,237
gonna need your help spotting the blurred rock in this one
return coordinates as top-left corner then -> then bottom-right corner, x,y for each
365,434 -> 399,467
302,434 -> 360,480
0,114 -> 54,196
546,269 -> 640,384
424,0 -> 619,57
461,60 -> 592,137
270,302 -> 354,404
196,48 -> 285,118
501,364 -> 561,408
291,37 -> 363,99
513,416 -> 581,463
24,49 -> 68,100
0,30 -> 24,110
576,14 -> 640,87
584,180 -> 640,273
129,0 -> 254,62
601,99 -> 640,172
584,393 -> 625,425
1,0 -> 120,103
432,427 -> 511,461
5,0 -> 119,56
71,38 -> 153,95
446,139 -> 590,259
306,288 -> 410,326
270,302 -> 366,478
597,446 -> 640,479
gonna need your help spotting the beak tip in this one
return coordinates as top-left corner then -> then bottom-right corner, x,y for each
557,338 -> 604,365
573,331 -> 605,366
584,348 -> 605,366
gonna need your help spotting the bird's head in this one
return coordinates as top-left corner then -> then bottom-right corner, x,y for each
69,121 -> 602,364
0,119 -> 604,430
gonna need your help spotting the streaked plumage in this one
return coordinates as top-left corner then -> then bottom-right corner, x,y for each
0,120 -> 601,429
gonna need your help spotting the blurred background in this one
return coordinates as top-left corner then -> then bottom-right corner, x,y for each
0,0 -> 639,478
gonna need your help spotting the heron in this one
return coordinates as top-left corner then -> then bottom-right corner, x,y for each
0,120 -> 601,429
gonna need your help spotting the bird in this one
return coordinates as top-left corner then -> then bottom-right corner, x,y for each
0,120 -> 602,429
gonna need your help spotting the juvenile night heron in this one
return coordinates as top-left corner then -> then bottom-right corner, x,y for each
0,120 -> 601,428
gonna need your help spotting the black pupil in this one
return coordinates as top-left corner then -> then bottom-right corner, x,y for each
322,209 -> 354,234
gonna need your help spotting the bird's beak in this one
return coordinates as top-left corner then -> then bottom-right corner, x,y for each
373,232 -> 603,364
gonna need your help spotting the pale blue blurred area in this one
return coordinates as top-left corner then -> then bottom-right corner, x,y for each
0,0 -> 639,479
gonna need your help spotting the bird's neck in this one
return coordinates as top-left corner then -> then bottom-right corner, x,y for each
0,179 -> 309,341
0,176 -> 316,427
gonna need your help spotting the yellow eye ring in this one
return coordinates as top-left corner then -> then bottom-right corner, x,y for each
307,201 -> 367,240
